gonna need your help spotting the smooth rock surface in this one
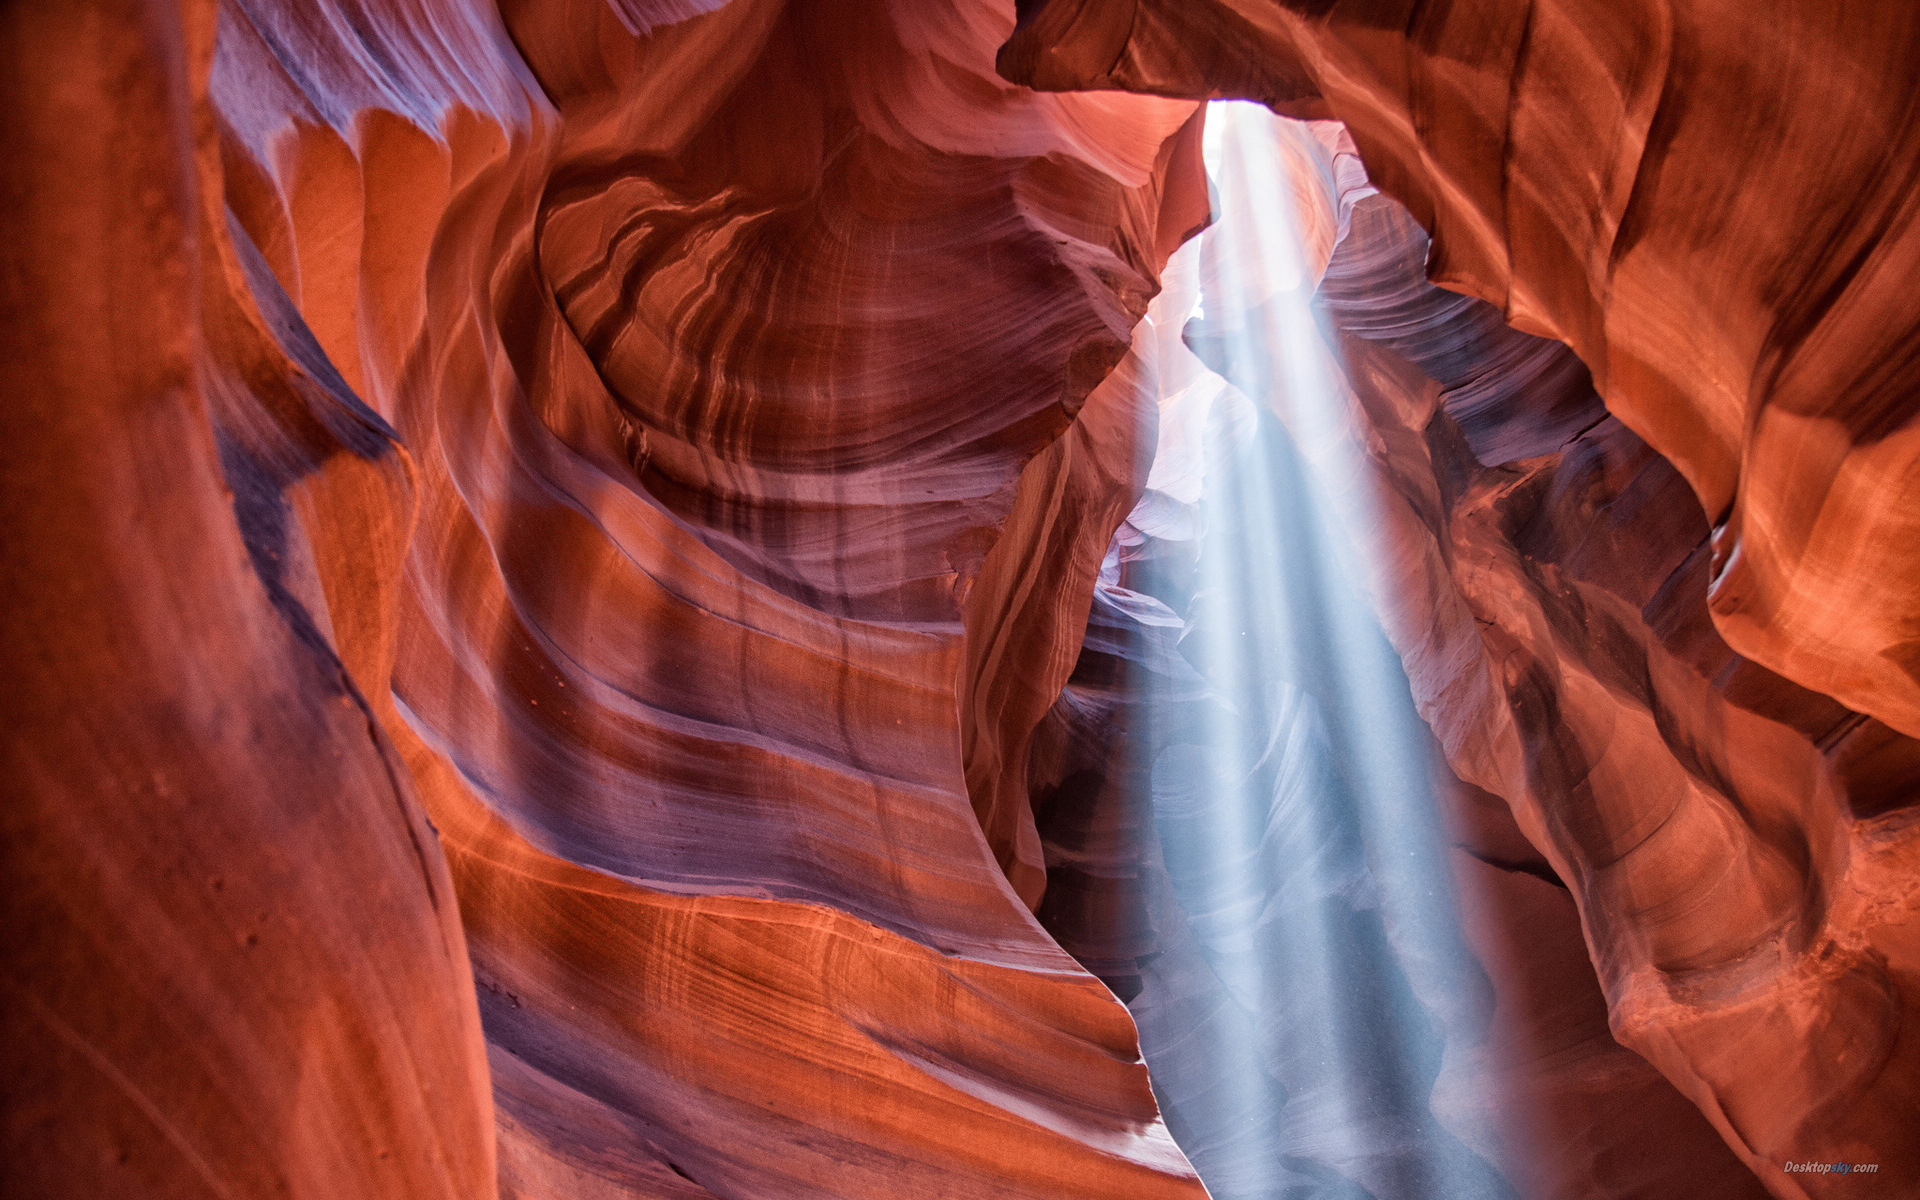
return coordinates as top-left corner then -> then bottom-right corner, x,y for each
1000,0 -> 1920,762
8,2 -> 1212,1197
1000,15 -> 1920,1196
8,3 -> 1917,1199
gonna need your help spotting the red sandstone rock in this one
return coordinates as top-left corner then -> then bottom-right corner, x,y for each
1165,112 -> 1917,1196
1320,155 -> 1920,1200
11,2 -> 1919,1199
1024,111 -> 1794,1199
1000,14 -> 1920,1196
998,0 -> 1920,791
8,1 -> 1212,1197
998,0 -> 1920,729
1,4 -> 494,1198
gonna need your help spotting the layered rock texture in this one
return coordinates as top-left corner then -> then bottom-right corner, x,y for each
6,2 -> 1207,1197
1032,108 -> 1910,1200
1001,3 -> 1920,1190
4,4 -> 1915,1200
1001,0 -> 1920,745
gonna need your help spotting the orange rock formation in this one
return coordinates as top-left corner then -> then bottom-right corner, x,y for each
4,3 -> 1914,1200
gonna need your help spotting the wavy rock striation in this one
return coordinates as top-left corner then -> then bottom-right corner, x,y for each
1027,111 -> 1789,1200
1001,0 -> 1920,745
1000,11 -> 1920,1197
8,3 -> 1917,1199
1035,106 -> 1915,1198
1318,200 -> 1920,1200
7,1 -> 1215,1197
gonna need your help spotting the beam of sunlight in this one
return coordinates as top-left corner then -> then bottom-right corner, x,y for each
1110,101 -> 1521,1200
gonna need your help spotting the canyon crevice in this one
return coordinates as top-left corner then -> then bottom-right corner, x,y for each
4,3 -> 1914,1200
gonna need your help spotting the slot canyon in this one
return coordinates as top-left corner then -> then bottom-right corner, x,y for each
4,2 -> 1918,1198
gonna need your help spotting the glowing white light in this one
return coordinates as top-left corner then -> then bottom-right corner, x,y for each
1118,102 -> 1517,1200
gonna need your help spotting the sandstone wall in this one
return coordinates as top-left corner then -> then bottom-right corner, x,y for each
4,2 -> 1214,1196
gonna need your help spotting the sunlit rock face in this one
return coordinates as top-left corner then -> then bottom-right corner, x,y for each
6,4 -> 1917,1200
1003,7 -> 1920,1196
1001,0 -> 1920,747
1315,197 -> 1920,1200
1024,100 -> 1919,1200
1031,154 -> 1784,1196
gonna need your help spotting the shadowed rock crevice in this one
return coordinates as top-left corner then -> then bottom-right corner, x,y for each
5,4 -> 1917,1200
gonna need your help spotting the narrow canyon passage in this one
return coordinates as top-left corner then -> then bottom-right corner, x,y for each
1084,104 -> 1519,1199
1030,103 -> 1778,1200
5,4 -> 1918,1200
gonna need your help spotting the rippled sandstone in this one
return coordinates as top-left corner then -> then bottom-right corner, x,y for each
5,3 -> 1917,1200
1033,104 -> 1916,1199
1000,0 -> 1920,746
7,1 -> 1210,1197
998,8 -> 1920,1196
